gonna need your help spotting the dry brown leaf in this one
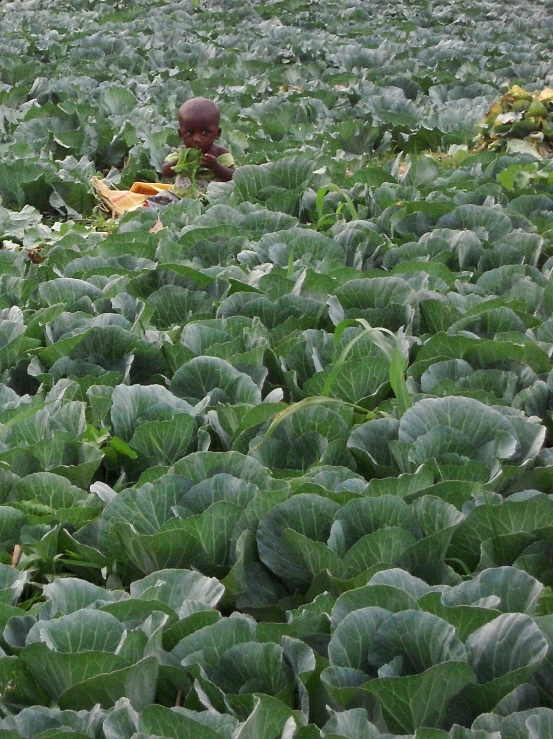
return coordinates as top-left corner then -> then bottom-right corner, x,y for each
27,250 -> 44,264
11,544 -> 21,566
149,218 -> 164,234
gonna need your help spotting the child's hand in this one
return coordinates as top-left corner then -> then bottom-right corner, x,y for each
162,160 -> 176,179
199,151 -> 235,182
200,153 -> 218,170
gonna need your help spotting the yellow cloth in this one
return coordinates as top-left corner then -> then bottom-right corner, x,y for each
91,177 -> 174,217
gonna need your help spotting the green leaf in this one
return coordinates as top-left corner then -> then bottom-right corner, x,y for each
130,569 -> 224,614
8,472 -> 99,526
0,506 -> 27,549
42,578 -> 120,615
26,609 -> 124,652
343,527 -> 416,572
0,162 -> 49,210
171,613 -> 256,666
130,413 -> 197,467
257,494 -> 340,589
101,86 -> 138,115
332,584 -> 419,629
170,357 -> 262,405
109,435 -> 138,460
450,497 -> 553,574
249,400 -> 353,471
329,607 -> 392,673
322,708 -> 382,739
436,205 -> 512,242
417,592 -> 499,642
211,641 -> 293,697
0,565 -> 28,605
172,147 -> 203,177
57,655 -> 159,711
398,396 -> 523,468
21,646 -> 128,701
110,384 -> 193,442
466,613 -> 548,683
139,704 -> 234,739
235,694 -> 302,739
368,610 -> 467,674
366,662 -> 475,733
0,655 -> 50,711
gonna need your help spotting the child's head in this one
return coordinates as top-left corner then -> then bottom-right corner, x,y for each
178,98 -> 221,152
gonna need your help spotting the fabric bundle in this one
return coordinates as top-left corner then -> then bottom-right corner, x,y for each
90,177 -> 174,217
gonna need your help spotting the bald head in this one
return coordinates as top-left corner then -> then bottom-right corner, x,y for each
178,98 -> 220,128
177,97 -> 222,152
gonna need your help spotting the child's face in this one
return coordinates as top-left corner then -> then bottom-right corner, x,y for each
178,110 -> 220,152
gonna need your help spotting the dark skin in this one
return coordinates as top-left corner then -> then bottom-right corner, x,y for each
162,99 -> 234,182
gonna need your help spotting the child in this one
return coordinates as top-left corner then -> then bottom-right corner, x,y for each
162,97 -> 236,197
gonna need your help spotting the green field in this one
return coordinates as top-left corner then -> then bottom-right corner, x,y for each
1,0 -> 553,736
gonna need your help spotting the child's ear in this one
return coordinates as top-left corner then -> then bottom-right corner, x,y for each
217,127 -> 221,138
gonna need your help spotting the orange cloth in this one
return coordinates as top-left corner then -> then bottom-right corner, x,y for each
91,177 -> 174,217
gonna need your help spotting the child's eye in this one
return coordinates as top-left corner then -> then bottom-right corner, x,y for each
202,130 -> 209,136
187,131 -> 193,136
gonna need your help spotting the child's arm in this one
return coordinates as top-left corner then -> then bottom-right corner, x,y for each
161,151 -> 179,179
162,160 -> 176,179
201,153 -> 234,182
